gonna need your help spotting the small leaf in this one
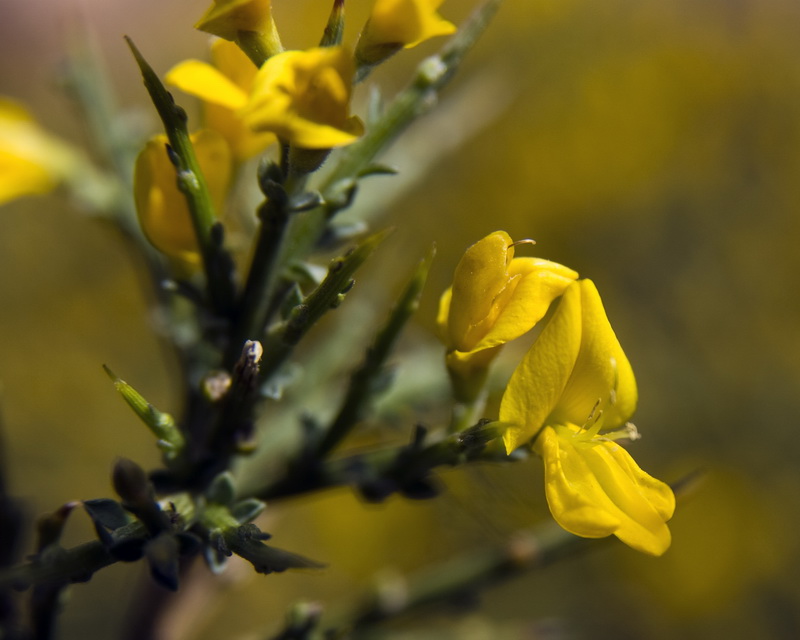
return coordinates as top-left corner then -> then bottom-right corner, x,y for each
222,525 -> 324,574
279,283 -> 304,321
319,0 -> 345,47
144,532 -> 180,591
203,544 -> 229,575
83,499 -> 131,532
109,538 -> 146,562
206,472 -> 237,506
104,366 -> 185,459
230,498 -> 267,524
176,532 -> 203,557
112,458 -> 151,506
289,190 -> 324,213
356,163 -> 398,178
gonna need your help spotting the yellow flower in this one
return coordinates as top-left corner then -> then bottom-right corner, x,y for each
499,279 -> 675,555
0,98 -> 80,206
239,46 -> 363,150
166,39 -> 276,162
356,0 -> 457,67
133,129 -> 231,271
437,230 -> 578,401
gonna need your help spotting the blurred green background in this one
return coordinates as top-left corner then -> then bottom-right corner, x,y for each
2,0 -> 800,638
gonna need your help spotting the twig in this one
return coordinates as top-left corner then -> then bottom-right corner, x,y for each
316,246 -> 436,456
275,0 -> 505,275
126,37 -> 237,318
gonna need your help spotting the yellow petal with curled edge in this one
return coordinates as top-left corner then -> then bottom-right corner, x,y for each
551,279 -> 638,431
364,0 -> 456,50
500,280 -> 582,453
210,38 -> 258,91
133,130 -> 231,270
241,47 -> 362,149
473,257 -> 578,351
166,60 -> 249,111
500,279 -> 637,453
540,424 -> 675,556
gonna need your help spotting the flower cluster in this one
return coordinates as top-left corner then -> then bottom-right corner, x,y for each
132,0 -> 456,264
439,231 -> 675,555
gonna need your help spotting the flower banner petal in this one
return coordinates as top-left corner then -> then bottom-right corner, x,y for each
445,230 -> 513,350
474,258 -> 578,351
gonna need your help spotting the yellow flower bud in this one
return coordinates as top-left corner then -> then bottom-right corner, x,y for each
499,279 -> 675,555
133,129 -> 231,271
239,47 -> 364,151
437,230 -> 577,401
355,0 -> 457,68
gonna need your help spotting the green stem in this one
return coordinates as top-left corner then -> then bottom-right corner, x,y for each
0,541 -> 115,590
317,247 -> 435,456
126,37 -> 236,318
449,392 -> 488,434
258,229 -> 391,383
275,0 -> 505,276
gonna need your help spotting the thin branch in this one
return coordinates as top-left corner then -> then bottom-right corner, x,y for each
316,246 -> 435,456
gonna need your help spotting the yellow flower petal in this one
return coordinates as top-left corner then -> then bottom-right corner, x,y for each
445,230 -> 513,351
438,231 -> 577,402
500,279 -> 637,453
166,60 -> 249,111
474,258 -> 579,351
441,232 -> 578,354
241,47 -> 362,150
500,282 -> 582,453
210,38 -> 258,90
552,279 -> 638,430
540,425 -> 675,556
195,0 -> 274,41
0,98 -> 80,205
498,277 -> 673,554
356,0 -> 456,66
166,41 -> 275,162
133,130 -> 231,270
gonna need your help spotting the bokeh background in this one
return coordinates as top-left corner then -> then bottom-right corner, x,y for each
2,0 -> 800,638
